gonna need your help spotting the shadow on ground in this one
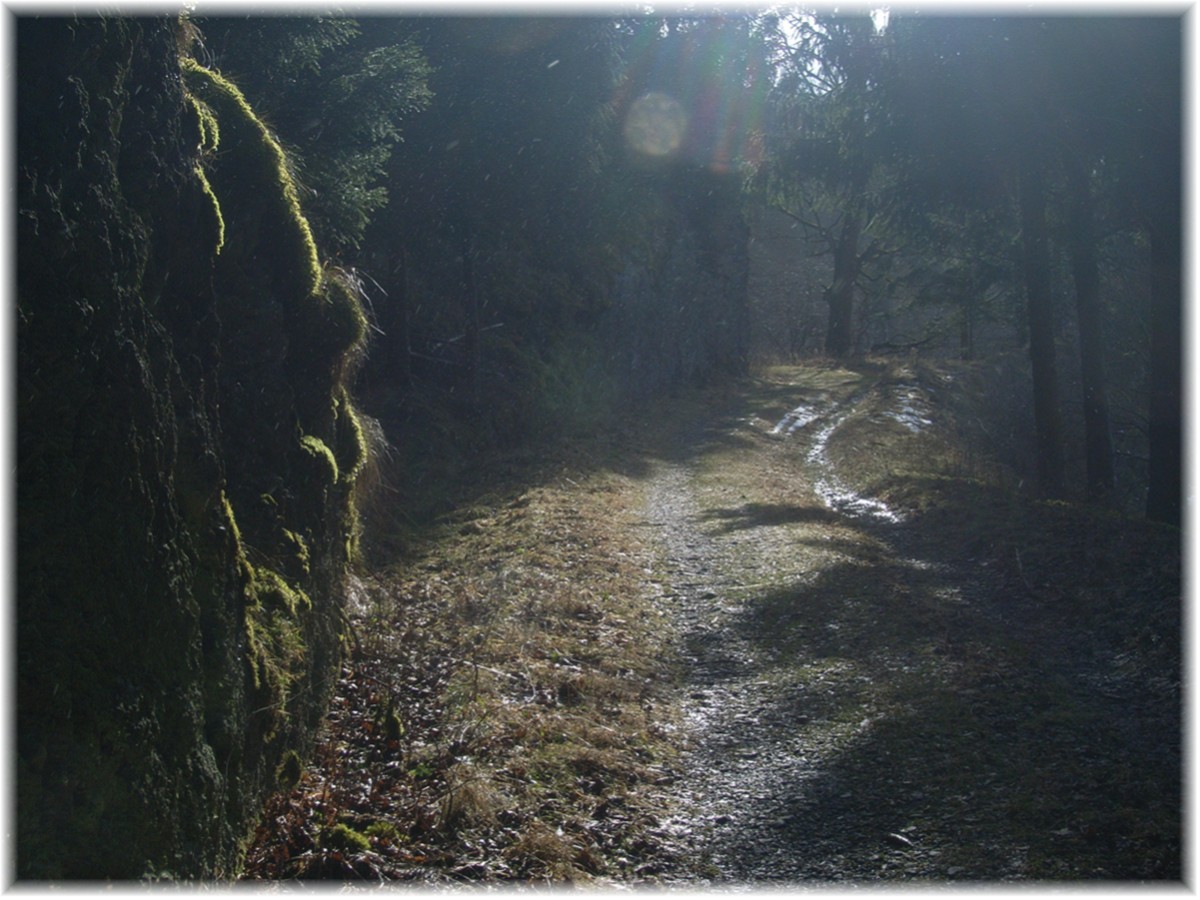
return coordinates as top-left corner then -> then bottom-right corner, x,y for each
707,473 -> 1181,881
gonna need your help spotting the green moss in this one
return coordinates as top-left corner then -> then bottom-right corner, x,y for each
186,93 -> 220,155
180,59 -> 322,302
383,706 -> 404,742
242,563 -> 311,742
332,396 -> 370,565
219,491 -> 243,546
226,490 -> 318,751
243,575 -> 308,745
194,165 -> 225,255
275,749 -> 303,791
334,394 -> 367,486
281,528 -> 310,577
174,58 -> 370,872
322,271 -> 370,361
299,434 -> 339,485
364,821 -> 404,844
246,565 -> 311,618
320,823 -> 371,854
244,612 -> 301,730
183,87 -> 224,257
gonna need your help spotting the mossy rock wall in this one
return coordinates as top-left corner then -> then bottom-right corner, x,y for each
17,17 -> 365,879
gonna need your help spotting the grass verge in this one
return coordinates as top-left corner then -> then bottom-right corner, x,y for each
240,427 -> 685,883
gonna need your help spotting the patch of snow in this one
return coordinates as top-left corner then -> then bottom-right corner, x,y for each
883,384 -> 934,433
771,401 -> 824,435
806,415 -> 904,524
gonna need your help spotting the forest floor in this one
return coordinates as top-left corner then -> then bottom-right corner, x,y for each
242,360 -> 1182,886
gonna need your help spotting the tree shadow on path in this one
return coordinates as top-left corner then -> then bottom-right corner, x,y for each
704,476 -> 1181,883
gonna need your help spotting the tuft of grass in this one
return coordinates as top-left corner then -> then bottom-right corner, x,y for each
438,765 -> 504,833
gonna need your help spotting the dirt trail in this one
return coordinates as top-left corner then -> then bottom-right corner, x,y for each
630,365 -> 1179,883
637,368 -> 947,881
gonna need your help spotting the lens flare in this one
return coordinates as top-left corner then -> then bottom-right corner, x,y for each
623,92 -> 688,157
614,22 -> 768,172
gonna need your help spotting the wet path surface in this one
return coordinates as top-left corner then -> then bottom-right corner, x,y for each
633,368 -> 1179,884
645,458 -> 829,882
641,376 -> 931,882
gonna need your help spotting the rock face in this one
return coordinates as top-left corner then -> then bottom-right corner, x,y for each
17,17 -> 366,879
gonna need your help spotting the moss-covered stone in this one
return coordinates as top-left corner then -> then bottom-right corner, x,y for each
17,16 -> 233,878
17,17 -> 370,880
276,750 -> 303,791
180,59 -> 321,302
299,434 -> 340,485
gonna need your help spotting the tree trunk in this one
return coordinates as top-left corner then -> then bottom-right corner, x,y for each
397,244 -> 414,386
1063,152 -> 1115,501
959,302 -> 975,361
824,211 -> 861,357
461,230 -> 483,410
1018,161 -> 1065,497
1129,22 -> 1183,526
1146,184 -> 1181,526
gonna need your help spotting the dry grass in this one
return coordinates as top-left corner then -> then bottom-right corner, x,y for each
415,471 -> 682,881
242,425 -> 685,883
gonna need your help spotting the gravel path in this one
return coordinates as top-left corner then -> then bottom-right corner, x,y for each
644,457 -> 831,883
639,388 -> 939,883
633,368 -> 1180,884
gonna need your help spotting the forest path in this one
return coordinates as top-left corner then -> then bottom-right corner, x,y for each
631,364 -> 1178,883
243,362 -> 1179,884
632,365 -> 985,881
637,367 -> 939,881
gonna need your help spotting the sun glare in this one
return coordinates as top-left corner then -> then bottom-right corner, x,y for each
619,19 -> 769,170
624,91 -> 689,156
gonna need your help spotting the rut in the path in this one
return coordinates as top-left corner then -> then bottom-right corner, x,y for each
639,388 -> 941,883
644,459 -> 822,881
636,372 -> 1179,884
